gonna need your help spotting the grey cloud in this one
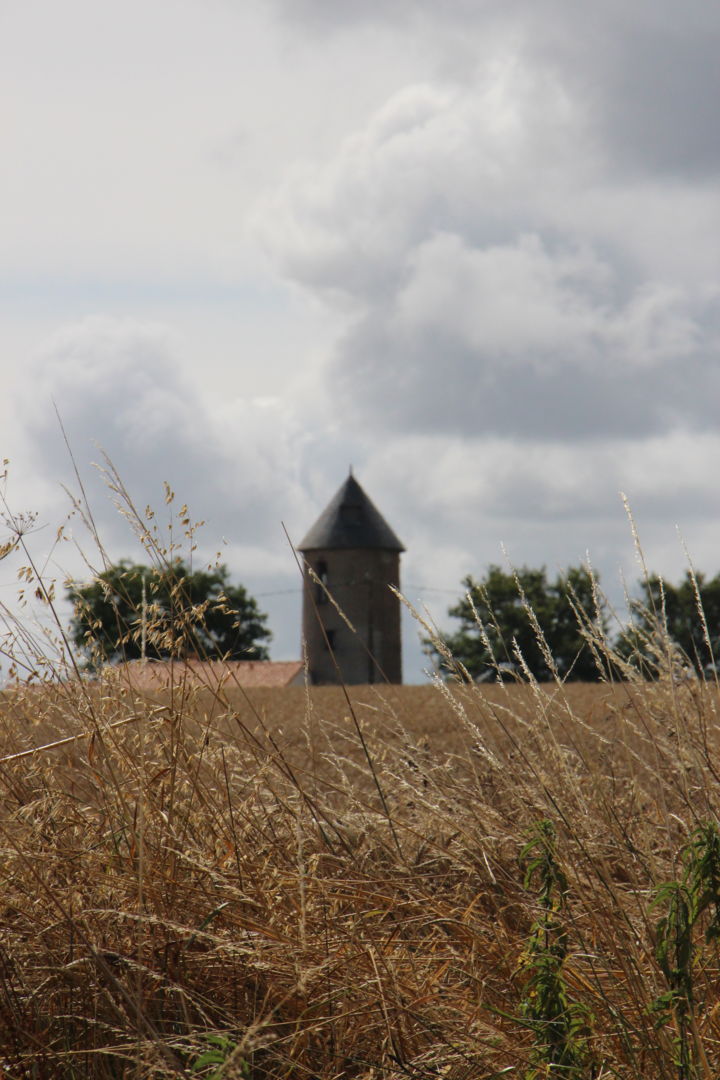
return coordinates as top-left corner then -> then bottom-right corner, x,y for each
22,317 -> 305,552
272,0 -> 720,178
552,13 -> 720,177
270,0 -> 433,31
259,76 -> 593,298
286,218 -> 720,442
259,59 -> 720,446
361,432 -> 720,562
332,303 -> 719,443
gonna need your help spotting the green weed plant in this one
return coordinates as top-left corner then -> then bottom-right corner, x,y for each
518,820 -> 593,1080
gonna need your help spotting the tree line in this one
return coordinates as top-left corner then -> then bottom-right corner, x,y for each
67,558 -> 720,682
437,564 -> 720,682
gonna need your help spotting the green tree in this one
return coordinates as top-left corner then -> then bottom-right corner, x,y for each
438,564 -> 605,682
620,571 -> 720,677
67,559 -> 271,666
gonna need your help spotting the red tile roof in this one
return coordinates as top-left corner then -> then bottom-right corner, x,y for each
115,659 -> 304,691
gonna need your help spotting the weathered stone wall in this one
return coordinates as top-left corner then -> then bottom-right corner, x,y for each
302,548 -> 402,685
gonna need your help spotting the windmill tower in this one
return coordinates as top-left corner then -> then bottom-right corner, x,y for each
298,473 -> 404,685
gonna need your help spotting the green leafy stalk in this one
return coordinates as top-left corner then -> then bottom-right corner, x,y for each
190,1033 -> 250,1078
651,821 -> 720,1080
518,820 -> 592,1080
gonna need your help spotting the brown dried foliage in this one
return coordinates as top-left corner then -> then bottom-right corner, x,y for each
0,667 -> 719,1078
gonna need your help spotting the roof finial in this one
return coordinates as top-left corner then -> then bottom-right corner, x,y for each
349,464 -> 354,477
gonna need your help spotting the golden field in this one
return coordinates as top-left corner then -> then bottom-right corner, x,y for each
1,670 -> 720,1078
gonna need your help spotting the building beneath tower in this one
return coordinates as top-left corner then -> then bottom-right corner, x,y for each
298,473 -> 404,685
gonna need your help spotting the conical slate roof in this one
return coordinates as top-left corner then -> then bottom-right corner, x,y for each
299,474 -> 404,552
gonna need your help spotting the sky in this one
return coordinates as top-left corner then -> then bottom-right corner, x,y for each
1,0 -> 719,681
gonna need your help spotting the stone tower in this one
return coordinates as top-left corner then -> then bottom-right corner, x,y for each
298,473 -> 404,685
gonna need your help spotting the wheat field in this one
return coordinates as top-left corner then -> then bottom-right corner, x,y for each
1,664 -> 719,1079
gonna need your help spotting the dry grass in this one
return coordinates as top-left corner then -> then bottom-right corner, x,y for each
2,468 -> 720,1077
1,667 -> 720,1078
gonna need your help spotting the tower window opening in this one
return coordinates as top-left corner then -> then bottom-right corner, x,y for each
316,560 -> 328,605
